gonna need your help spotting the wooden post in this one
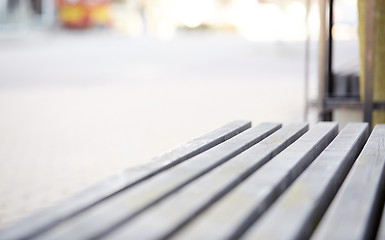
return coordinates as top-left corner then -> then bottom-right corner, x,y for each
359,0 -> 385,127
363,0 -> 376,128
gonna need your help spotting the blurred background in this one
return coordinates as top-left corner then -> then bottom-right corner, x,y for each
0,0 -> 358,229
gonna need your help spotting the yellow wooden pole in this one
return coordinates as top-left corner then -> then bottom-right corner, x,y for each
358,0 -> 385,126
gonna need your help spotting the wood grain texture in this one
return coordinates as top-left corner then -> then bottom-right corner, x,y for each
312,124 -> 385,240
241,123 -> 369,240
0,120 -> 251,240
33,123 -> 280,240
172,122 -> 338,240
376,203 -> 385,240
105,123 -> 309,240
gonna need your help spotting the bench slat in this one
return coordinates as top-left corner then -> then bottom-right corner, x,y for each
376,204 -> 385,240
106,123 -> 309,239
312,124 -> 385,240
241,123 -> 369,240
0,120 -> 251,240
172,122 -> 337,240
34,123 -> 280,240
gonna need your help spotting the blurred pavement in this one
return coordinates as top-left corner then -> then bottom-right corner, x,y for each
0,30 -> 322,228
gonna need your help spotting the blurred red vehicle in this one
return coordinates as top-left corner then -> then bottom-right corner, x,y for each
56,0 -> 111,28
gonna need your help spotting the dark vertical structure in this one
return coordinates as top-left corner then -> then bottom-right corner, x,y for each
318,0 -> 383,127
324,0 -> 333,121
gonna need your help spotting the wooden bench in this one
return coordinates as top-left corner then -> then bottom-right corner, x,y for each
0,120 -> 384,240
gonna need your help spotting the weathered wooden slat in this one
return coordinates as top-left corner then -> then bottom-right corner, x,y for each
0,120 -> 251,240
376,204 -> 385,240
241,123 -> 369,240
33,123 -> 280,240
105,123 -> 309,240
172,122 -> 338,240
312,124 -> 385,240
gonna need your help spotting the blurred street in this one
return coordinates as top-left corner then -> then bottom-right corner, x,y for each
0,29 -> 359,228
